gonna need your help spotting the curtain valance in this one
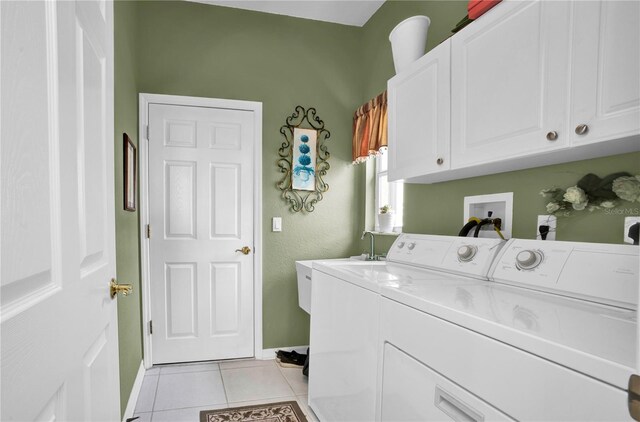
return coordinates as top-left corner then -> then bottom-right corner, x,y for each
352,91 -> 387,164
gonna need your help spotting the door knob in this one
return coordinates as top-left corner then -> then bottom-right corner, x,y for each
575,124 -> 589,135
546,131 -> 558,141
110,279 -> 132,299
235,246 -> 251,255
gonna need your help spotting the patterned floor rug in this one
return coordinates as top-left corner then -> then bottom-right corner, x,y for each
200,401 -> 308,422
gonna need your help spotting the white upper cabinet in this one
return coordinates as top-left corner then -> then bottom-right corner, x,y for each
387,0 -> 640,184
570,0 -> 640,146
388,39 -> 451,182
450,1 -> 572,168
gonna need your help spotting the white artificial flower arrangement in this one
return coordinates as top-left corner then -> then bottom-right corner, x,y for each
540,172 -> 638,216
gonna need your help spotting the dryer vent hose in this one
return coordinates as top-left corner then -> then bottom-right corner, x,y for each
458,217 -> 506,240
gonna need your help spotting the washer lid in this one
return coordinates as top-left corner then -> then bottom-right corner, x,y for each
312,260 -> 468,293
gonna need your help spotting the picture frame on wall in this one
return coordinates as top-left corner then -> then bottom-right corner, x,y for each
123,133 -> 137,212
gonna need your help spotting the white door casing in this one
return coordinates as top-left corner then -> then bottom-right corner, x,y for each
1,1 -> 120,420
139,95 -> 263,366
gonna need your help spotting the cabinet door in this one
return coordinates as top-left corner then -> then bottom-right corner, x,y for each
308,270 -> 379,422
570,1 -> 640,146
388,39 -> 450,182
451,1 -> 572,168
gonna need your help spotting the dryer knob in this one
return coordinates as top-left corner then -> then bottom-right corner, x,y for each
516,250 -> 543,270
407,242 -> 416,250
397,242 -> 405,249
457,245 -> 477,262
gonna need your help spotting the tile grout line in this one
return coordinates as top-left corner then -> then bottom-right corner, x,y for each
150,373 -> 161,414
218,366 -> 230,406
275,362 -> 308,397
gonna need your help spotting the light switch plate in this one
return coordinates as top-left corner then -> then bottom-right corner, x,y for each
624,216 -> 640,244
272,217 -> 282,232
537,215 -> 557,240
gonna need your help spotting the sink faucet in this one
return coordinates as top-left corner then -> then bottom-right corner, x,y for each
361,231 -> 376,261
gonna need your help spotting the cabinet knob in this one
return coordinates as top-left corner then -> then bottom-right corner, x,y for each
546,131 -> 558,141
575,124 -> 589,135
436,157 -> 444,165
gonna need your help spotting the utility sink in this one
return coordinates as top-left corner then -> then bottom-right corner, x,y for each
295,260 -> 314,314
296,256 -> 385,314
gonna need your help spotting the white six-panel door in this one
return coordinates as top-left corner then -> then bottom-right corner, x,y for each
148,104 -> 255,364
1,1 -> 120,420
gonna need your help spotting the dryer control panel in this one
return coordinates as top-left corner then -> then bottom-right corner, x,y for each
387,234 -> 507,279
490,239 -> 639,309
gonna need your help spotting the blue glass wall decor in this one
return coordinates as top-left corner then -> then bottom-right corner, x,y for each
277,106 -> 331,212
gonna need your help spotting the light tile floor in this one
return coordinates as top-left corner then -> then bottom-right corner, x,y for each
133,359 -> 318,422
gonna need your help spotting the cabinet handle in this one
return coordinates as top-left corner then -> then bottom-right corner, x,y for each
436,157 -> 444,165
546,131 -> 558,141
575,124 -> 589,135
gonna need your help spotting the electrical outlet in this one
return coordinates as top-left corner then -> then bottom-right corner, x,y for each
624,216 -> 640,244
537,215 -> 557,240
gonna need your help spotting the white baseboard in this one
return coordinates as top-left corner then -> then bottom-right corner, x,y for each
122,360 -> 145,422
261,345 -> 309,360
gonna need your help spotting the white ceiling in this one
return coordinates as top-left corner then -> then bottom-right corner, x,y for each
189,0 -> 386,27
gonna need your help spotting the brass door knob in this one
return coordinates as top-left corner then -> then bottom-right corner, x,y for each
110,279 -> 132,299
575,124 -> 589,135
546,131 -> 558,141
235,246 -> 251,255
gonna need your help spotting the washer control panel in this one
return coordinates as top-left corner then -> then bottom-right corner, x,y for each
490,239 -> 639,309
387,234 -> 506,279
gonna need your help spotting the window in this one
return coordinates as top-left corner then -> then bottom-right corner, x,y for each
375,149 -> 403,232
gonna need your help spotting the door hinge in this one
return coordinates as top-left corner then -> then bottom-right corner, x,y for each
149,320 -> 153,335
146,224 -> 151,239
629,374 -> 640,420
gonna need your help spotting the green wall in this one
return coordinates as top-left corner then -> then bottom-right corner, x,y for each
114,1 -> 143,414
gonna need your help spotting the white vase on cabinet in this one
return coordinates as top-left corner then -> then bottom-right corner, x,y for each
389,15 -> 431,74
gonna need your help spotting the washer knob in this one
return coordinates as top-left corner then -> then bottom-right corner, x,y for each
397,242 -> 405,249
457,245 -> 477,262
407,242 -> 416,251
516,250 -> 544,270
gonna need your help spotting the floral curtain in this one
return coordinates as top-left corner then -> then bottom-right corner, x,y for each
352,91 -> 387,164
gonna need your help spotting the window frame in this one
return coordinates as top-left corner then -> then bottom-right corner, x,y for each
374,149 -> 403,233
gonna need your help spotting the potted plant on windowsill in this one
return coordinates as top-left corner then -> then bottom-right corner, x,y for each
378,205 -> 395,233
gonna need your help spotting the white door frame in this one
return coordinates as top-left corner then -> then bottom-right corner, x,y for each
139,93 -> 263,369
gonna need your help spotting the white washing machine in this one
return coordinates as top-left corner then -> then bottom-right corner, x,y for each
308,234 -> 508,422
378,238 -> 638,421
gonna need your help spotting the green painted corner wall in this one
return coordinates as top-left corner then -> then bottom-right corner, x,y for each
357,0 -> 640,252
114,1 -> 143,415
